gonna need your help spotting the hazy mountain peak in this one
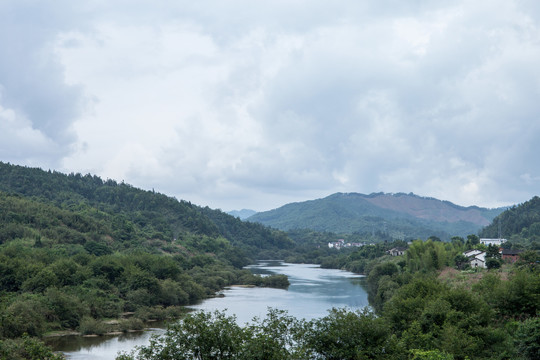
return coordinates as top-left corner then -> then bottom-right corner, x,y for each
227,209 -> 257,220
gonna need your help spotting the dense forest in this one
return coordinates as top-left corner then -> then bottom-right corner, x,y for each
0,162 -> 538,359
0,162 -> 291,359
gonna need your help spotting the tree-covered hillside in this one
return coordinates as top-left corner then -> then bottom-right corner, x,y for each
480,196 -> 540,249
0,161 -> 291,257
248,192 -> 503,240
0,161 -> 293,352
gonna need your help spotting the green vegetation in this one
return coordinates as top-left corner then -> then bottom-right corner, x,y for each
0,335 -> 64,360
121,236 -> 539,360
480,196 -> 540,250
1,161 -> 538,359
0,162 -> 295,358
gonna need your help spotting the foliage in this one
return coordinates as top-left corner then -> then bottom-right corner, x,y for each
305,308 -> 395,359
119,309 -> 305,360
480,196 -> 540,248
409,349 -> 454,360
78,316 -> 110,336
0,161 -> 302,360
514,317 -> 540,360
1,162 -> 539,359
0,335 -> 65,360
118,308 -> 396,360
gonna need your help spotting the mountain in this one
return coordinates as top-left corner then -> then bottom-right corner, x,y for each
0,161 -> 292,257
227,209 -> 257,220
479,196 -> 540,246
247,192 -> 505,240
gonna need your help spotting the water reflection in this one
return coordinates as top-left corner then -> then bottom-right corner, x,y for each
52,261 -> 368,359
189,261 -> 368,323
48,328 -> 165,360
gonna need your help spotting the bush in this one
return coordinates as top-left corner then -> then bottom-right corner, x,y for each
514,317 -> 540,360
44,288 -> 87,329
118,318 -> 145,332
1,297 -> 49,338
78,316 -> 110,336
0,335 -> 65,360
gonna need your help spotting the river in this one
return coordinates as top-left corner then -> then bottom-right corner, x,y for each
50,261 -> 369,359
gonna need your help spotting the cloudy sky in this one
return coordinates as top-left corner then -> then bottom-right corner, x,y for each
1,1 -> 540,211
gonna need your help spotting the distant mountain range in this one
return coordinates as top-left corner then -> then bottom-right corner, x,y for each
227,209 -> 257,220
247,192 -> 506,240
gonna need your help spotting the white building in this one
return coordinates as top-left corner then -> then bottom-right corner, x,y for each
463,250 -> 487,269
470,256 -> 486,268
387,247 -> 407,256
463,249 -> 483,258
479,238 -> 507,246
328,239 -> 345,249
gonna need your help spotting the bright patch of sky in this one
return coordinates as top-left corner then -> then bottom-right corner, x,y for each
1,1 -> 540,211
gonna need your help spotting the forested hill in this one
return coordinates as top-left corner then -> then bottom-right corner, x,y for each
480,195 -> 540,246
0,161 -> 294,346
0,161 -> 292,256
248,192 -> 504,240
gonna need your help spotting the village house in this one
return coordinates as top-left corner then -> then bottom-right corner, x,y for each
463,249 -> 487,269
328,240 -> 367,249
328,239 -> 345,249
501,249 -> 522,263
470,256 -> 486,268
463,249 -> 483,258
479,238 -> 507,246
387,247 -> 407,256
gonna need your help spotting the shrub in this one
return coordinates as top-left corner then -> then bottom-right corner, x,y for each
79,316 -> 109,336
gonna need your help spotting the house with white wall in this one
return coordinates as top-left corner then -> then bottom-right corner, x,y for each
479,238 -> 507,246
463,249 -> 487,269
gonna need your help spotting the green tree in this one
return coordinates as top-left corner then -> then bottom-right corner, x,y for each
120,310 -> 246,360
466,234 -> 479,248
0,335 -> 65,360
486,257 -> 502,269
453,254 -> 469,270
514,317 -> 540,360
305,308 -> 395,360
410,349 -> 454,360
243,309 -> 305,360
485,244 -> 501,260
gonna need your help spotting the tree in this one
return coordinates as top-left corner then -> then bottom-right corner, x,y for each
453,254 -> 469,270
466,234 -> 480,248
486,257 -> 502,270
0,335 -> 65,360
119,310 -> 247,360
485,244 -> 501,260
305,308 -> 395,359
410,349 -> 454,360
514,317 -> 540,360
243,309 -> 305,360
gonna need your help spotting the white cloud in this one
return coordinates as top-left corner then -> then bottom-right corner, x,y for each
1,0 -> 540,211
0,103 -> 64,167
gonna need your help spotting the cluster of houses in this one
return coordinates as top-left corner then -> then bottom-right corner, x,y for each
463,239 -> 522,268
327,239 -> 370,249
384,238 -> 523,269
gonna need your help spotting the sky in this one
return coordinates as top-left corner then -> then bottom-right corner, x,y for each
1,1 -> 540,212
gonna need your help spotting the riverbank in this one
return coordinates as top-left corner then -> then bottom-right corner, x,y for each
50,262 -> 369,359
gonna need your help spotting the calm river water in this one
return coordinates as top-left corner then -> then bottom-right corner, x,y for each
50,261 -> 368,359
